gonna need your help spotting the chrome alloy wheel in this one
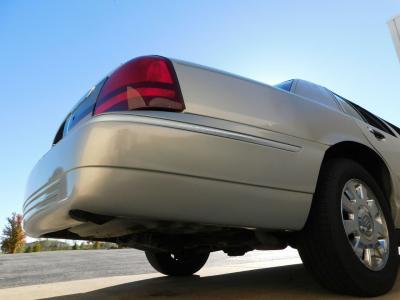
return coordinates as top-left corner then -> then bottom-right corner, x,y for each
341,179 -> 389,271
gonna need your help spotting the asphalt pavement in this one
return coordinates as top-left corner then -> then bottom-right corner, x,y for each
0,247 -> 299,289
4,248 -> 400,299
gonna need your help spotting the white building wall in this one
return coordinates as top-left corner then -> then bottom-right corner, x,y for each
388,14 -> 400,62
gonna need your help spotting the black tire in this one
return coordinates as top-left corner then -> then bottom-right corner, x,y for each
145,250 -> 209,276
297,158 -> 399,297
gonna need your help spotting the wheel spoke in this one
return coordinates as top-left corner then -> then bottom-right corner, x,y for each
343,219 -> 358,235
348,184 -> 360,203
374,221 -> 387,238
353,238 -> 364,259
363,248 -> 372,267
375,241 -> 386,259
355,184 -> 368,205
367,199 -> 379,218
342,194 -> 355,213
344,187 -> 355,202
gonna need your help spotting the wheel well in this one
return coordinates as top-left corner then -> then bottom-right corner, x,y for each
322,141 -> 392,207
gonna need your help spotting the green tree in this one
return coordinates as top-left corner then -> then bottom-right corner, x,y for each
1,213 -> 26,254
93,241 -> 100,249
72,242 -> 78,250
80,241 -> 91,250
32,242 -> 42,252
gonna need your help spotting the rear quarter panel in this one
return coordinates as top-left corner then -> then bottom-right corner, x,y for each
171,59 -> 400,224
172,59 -> 400,227
172,59 -> 368,147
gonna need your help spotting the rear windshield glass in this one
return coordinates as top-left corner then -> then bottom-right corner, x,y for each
63,78 -> 106,136
53,78 -> 106,145
275,80 -> 293,92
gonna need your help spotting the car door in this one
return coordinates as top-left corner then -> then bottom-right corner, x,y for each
346,102 -> 400,196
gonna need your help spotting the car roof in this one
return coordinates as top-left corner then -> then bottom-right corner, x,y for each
290,79 -> 341,110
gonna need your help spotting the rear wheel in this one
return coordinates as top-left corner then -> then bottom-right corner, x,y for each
297,158 -> 398,297
145,250 -> 209,276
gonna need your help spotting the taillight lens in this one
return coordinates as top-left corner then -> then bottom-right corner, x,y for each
94,56 -> 185,115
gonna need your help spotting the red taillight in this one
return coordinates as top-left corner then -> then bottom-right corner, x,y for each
94,56 -> 185,115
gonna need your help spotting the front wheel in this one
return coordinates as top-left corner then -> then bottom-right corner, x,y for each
145,250 -> 209,276
297,158 -> 399,297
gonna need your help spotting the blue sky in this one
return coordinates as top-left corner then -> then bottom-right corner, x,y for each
1,1 -> 400,234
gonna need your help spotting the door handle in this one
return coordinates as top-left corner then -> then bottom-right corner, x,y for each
368,127 -> 385,141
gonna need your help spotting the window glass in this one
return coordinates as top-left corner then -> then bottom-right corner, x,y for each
385,121 -> 400,136
63,92 -> 95,135
333,94 -> 364,122
294,80 -> 340,110
52,118 -> 67,145
275,80 -> 293,92
63,78 -> 106,136
349,102 -> 395,136
52,78 -> 106,145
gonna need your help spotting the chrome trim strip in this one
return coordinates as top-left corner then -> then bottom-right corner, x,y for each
23,196 -> 67,222
99,115 -> 302,152
24,178 -> 60,211
24,191 -> 58,216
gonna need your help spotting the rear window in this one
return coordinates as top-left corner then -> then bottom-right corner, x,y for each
53,78 -> 106,145
275,80 -> 293,92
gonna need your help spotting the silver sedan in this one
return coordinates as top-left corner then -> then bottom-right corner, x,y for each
24,56 -> 400,297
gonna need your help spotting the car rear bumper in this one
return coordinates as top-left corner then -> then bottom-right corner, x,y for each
24,113 -> 321,238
